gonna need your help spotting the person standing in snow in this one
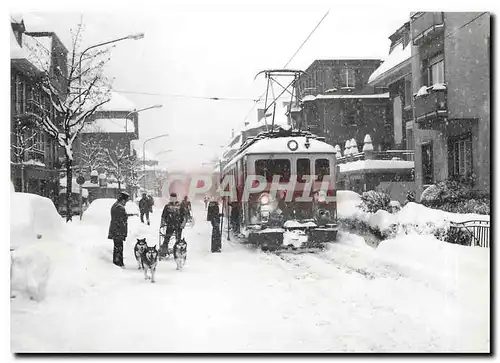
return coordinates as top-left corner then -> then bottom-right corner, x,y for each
139,192 -> 152,225
204,196 -> 209,210
159,193 -> 185,258
207,199 -> 222,252
180,196 -> 192,226
108,191 -> 136,268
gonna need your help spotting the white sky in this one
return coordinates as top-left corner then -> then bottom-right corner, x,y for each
5,0 -> 497,172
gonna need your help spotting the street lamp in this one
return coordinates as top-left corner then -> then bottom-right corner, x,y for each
143,134 -> 169,189
125,104 -> 163,153
78,32 -> 145,101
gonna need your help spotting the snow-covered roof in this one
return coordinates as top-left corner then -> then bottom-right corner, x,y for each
10,28 -> 30,60
81,118 -> 135,133
368,43 -> 412,85
302,93 -> 390,102
20,13 -> 52,33
224,136 -> 336,170
99,92 -> 135,112
339,159 -> 414,173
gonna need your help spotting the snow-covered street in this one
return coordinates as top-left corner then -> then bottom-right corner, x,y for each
10,200 -> 489,353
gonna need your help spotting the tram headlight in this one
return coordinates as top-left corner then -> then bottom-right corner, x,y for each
260,193 -> 270,205
314,190 -> 327,203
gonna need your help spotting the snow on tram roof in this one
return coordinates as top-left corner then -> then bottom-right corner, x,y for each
224,136 -> 335,170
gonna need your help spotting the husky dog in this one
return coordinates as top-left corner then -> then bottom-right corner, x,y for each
173,238 -> 188,270
142,245 -> 158,283
134,238 -> 148,269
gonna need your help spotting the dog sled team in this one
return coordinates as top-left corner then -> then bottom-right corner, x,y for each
107,191 -> 192,283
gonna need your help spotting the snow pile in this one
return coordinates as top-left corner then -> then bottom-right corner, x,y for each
367,209 -> 397,232
336,190 -> 369,221
9,192 -> 89,301
82,198 -> 115,226
10,192 -> 65,250
11,244 -> 50,301
376,233 -> 490,299
396,202 -> 489,230
283,230 -> 308,248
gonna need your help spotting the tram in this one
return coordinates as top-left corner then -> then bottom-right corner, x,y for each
221,128 -> 338,251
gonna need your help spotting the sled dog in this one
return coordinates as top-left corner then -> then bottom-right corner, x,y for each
142,245 -> 158,283
134,238 -> 148,269
173,238 -> 188,270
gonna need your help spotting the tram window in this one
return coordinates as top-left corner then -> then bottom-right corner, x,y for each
297,159 -> 310,182
255,159 -> 291,182
315,159 -> 330,181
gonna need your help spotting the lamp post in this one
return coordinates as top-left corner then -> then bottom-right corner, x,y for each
76,33 -> 144,191
123,104 -> 162,196
78,32 -> 144,102
143,134 -> 169,190
125,104 -> 163,141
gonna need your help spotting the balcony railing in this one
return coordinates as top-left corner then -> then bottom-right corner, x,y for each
337,149 -> 415,165
411,12 -> 444,45
414,89 -> 447,125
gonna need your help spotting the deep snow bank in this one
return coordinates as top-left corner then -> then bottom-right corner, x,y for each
10,192 -> 63,301
10,194 -> 130,301
10,192 -> 65,250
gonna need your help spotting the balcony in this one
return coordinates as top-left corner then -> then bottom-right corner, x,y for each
414,89 -> 447,129
411,12 -> 444,46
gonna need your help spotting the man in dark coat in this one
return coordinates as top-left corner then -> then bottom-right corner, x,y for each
139,192 -> 152,225
207,200 -> 222,252
230,201 -> 240,234
108,191 -> 134,267
159,193 -> 185,258
180,196 -> 192,225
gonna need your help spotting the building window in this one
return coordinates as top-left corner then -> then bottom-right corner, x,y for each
15,75 -> 25,114
422,53 -> 444,86
449,133 -> 473,181
404,77 -> 412,108
341,68 -> 355,88
421,142 -> 433,185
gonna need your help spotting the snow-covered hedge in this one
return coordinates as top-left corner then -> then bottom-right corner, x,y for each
359,190 -> 391,214
338,195 -> 490,244
420,180 -> 490,215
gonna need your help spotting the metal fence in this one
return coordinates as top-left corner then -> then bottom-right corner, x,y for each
449,220 -> 490,248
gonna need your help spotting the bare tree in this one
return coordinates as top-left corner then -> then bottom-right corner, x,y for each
75,123 -> 107,173
104,143 -> 129,191
124,154 -> 146,198
24,21 -> 111,221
